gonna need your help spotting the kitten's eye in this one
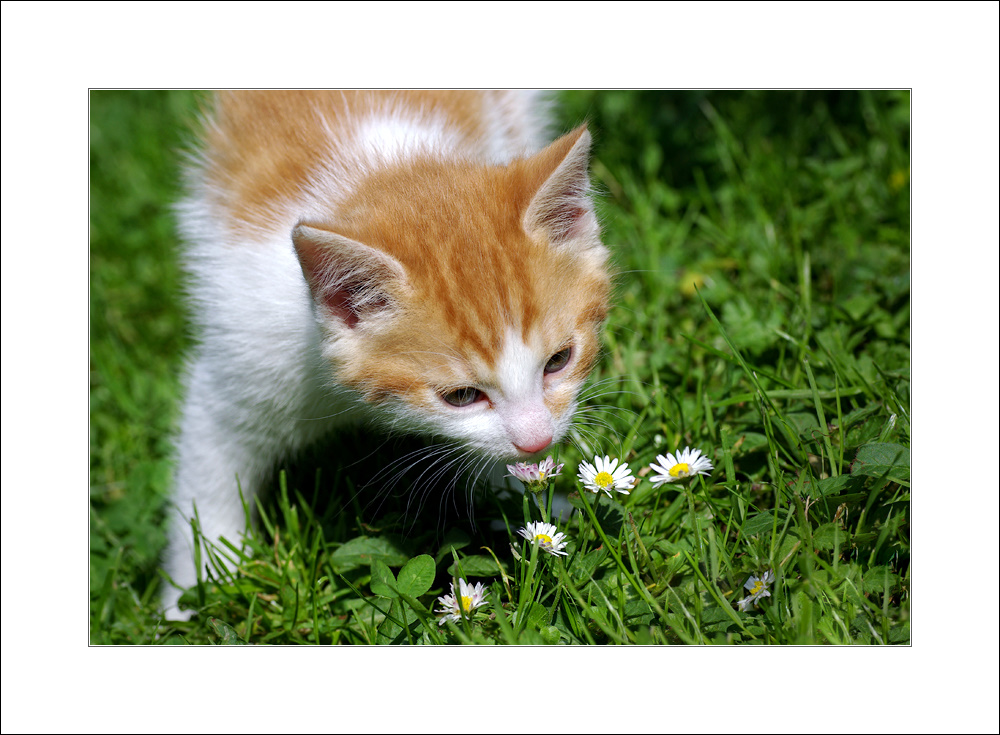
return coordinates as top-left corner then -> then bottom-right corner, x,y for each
441,387 -> 485,407
544,347 -> 573,374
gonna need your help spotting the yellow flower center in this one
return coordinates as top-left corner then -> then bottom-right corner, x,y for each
669,462 -> 690,478
889,169 -> 908,192
594,471 -> 614,488
460,595 -> 473,612
749,580 -> 764,595
535,533 -> 553,545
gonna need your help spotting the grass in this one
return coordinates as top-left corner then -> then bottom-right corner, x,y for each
89,90 -> 910,645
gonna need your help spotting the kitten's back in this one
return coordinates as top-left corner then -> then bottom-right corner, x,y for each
195,91 -> 552,236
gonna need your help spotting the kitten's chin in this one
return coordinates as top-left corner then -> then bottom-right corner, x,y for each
511,446 -> 554,461
493,440 -> 562,463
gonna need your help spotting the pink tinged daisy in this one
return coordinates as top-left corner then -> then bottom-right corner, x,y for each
507,462 -> 537,483
506,456 -> 564,486
648,446 -> 714,487
435,578 -> 488,625
536,456 -> 564,481
737,570 -> 775,612
577,455 -> 635,497
517,521 -> 569,556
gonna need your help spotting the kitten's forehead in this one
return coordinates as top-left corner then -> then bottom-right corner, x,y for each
336,163 -> 564,359
476,328 -> 543,397
328,138 -> 611,381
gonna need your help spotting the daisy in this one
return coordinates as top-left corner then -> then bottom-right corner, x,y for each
577,455 -> 635,497
506,456 -> 564,486
517,521 -> 569,556
435,578 -> 488,625
536,456 -> 563,480
648,446 -> 714,486
736,570 -> 775,611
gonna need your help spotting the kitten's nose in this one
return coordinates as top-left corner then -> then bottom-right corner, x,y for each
514,435 -> 553,455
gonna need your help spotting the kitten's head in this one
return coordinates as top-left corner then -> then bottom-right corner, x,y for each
293,126 -> 610,461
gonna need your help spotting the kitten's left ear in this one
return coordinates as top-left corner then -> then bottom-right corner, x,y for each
292,222 -> 409,330
523,125 -> 602,250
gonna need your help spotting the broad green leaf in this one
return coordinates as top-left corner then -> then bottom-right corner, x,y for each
700,606 -> 734,624
742,509 -> 785,538
814,474 -> 864,497
396,592 -> 431,616
376,598 -> 414,645
786,411 -> 821,438
862,565 -> 902,595
841,292 -> 882,322
329,536 -> 409,573
652,537 -> 693,555
889,625 -> 910,644
569,547 -> 606,584
520,602 -> 549,630
811,522 -> 851,550
731,431 -> 770,454
594,498 -> 627,537
369,559 -> 398,599
776,531 -> 801,562
624,600 -> 654,626
842,402 -> 881,429
539,626 -> 561,645
447,554 -> 507,578
852,531 -> 877,547
851,442 -> 909,482
208,617 -> 248,645
720,296 -> 781,354
396,555 -> 435,598
568,495 -> 626,537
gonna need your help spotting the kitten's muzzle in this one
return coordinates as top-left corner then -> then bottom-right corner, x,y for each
513,435 -> 554,456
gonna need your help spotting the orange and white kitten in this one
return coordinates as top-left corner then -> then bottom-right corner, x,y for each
165,91 -> 611,619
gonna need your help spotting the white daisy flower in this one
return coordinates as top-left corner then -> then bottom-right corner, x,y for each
435,578 -> 488,625
648,446 -> 714,486
577,455 -> 635,497
506,456 -> 564,485
517,521 -> 569,556
737,570 -> 775,611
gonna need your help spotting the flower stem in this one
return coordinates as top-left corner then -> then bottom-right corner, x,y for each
576,490 -> 665,618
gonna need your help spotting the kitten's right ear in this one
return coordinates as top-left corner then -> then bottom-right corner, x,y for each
523,125 -> 601,249
292,223 -> 409,329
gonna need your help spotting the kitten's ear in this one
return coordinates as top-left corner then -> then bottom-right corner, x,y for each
292,223 -> 408,329
523,125 -> 601,248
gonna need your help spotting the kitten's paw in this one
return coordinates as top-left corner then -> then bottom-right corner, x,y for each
160,579 -> 196,621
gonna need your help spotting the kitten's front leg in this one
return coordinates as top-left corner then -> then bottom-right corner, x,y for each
162,362 -> 275,621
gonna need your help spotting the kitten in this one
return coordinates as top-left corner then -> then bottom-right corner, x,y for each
164,90 -> 611,619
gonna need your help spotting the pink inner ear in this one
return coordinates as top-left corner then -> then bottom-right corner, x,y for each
324,286 -> 360,329
320,281 -> 391,329
524,128 -> 596,244
527,193 -> 592,244
555,204 -> 588,241
293,224 -> 404,330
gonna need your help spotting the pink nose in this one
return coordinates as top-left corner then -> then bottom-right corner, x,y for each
514,435 -> 553,455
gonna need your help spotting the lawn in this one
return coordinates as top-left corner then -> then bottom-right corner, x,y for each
89,90 -> 910,645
